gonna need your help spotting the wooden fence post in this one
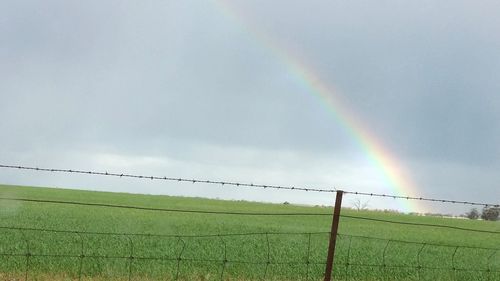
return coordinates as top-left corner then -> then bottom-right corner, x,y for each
324,190 -> 343,281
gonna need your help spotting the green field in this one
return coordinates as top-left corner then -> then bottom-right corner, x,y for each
0,184 -> 499,281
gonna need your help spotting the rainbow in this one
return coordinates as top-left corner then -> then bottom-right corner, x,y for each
215,1 -> 421,212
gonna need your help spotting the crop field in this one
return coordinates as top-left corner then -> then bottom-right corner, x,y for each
0,184 -> 499,281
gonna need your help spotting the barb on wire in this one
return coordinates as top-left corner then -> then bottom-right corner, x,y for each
2,164 -> 498,207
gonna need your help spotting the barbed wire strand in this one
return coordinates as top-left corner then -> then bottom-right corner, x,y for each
0,164 -> 333,193
1,164 -> 498,207
2,165 -> 499,280
344,190 -> 499,207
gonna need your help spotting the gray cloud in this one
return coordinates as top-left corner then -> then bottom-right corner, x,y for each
1,0 -> 499,213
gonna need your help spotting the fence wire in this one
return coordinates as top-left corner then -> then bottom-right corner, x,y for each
0,227 -> 329,281
1,164 -> 498,207
1,197 -> 498,235
1,164 -> 499,280
0,227 -> 499,281
333,234 -> 500,281
0,196 -> 332,216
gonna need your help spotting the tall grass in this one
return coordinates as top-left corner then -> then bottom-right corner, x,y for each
0,184 -> 499,280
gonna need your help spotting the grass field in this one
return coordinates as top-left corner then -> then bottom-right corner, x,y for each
0,184 -> 499,281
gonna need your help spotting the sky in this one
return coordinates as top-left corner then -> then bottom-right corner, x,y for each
1,0 -> 499,214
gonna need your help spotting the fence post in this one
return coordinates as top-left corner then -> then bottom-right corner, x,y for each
324,190 -> 343,281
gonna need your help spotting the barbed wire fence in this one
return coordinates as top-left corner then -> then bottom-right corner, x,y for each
0,164 -> 499,281
1,164 -> 497,208
0,226 -> 331,281
1,226 -> 498,281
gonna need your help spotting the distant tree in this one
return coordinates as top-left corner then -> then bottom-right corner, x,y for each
465,208 -> 479,220
352,198 -> 369,211
481,207 -> 499,221
283,201 -> 290,205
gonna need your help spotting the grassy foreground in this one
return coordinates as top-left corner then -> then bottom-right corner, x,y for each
0,184 -> 499,281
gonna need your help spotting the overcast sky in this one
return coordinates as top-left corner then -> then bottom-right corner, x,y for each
1,0 -> 499,214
